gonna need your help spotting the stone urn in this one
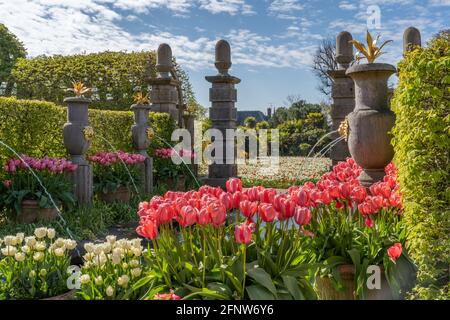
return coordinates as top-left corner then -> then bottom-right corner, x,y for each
345,63 -> 396,187
63,97 -> 92,165
131,104 -> 152,157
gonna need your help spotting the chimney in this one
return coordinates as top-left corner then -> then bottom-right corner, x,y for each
267,107 -> 272,119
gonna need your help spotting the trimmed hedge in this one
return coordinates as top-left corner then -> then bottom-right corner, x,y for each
0,97 -> 175,166
10,51 -> 197,113
391,36 -> 450,299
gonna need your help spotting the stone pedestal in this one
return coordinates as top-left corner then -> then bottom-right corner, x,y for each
63,97 -> 93,205
131,103 -> 153,194
329,31 -> 354,166
203,40 -> 240,189
147,44 -> 180,125
346,63 -> 396,187
183,114 -> 198,176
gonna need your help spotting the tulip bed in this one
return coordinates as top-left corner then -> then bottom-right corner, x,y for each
134,158 -> 416,300
199,157 -> 331,189
0,158 -> 416,300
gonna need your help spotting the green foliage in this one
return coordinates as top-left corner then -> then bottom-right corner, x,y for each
11,51 -> 197,112
391,35 -> 450,299
277,114 -> 329,156
244,116 -> 257,128
0,24 -> 26,96
0,97 -> 175,171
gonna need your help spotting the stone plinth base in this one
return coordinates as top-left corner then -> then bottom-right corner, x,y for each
72,164 -> 93,205
143,157 -> 153,194
359,169 -> 386,187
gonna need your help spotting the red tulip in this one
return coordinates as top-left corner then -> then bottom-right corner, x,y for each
177,205 -> 198,227
208,201 -> 227,227
239,200 -> 258,219
272,194 -> 286,212
235,221 -> 254,244
350,186 -> 367,204
259,188 -> 277,204
232,191 -> 247,209
197,207 -> 211,226
136,219 -> 158,240
226,178 -> 242,194
364,217 -> 374,228
219,193 -> 233,211
157,202 -> 175,225
279,198 -> 296,220
387,243 -> 402,262
293,188 -> 309,206
339,182 -> 352,199
294,207 -> 311,226
258,203 -> 276,222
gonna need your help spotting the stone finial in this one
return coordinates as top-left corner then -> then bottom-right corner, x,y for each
215,40 -> 232,75
403,27 -> 421,53
336,31 -> 354,69
156,43 -> 173,78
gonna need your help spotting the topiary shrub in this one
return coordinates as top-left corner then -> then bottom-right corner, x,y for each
0,97 -> 175,166
391,35 -> 450,299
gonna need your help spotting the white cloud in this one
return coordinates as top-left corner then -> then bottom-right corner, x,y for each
198,0 -> 255,15
268,0 -> 304,19
428,0 -> 450,5
339,1 -> 358,10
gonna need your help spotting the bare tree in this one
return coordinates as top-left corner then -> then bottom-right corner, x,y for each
312,39 -> 338,100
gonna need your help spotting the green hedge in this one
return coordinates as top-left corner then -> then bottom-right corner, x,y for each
0,97 -> 175,166
391,36 -> 450,299
10,51 -> 197,112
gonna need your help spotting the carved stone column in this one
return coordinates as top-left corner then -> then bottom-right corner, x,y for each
63,97 -> 93,205
148,44 -> 180,124
329,31 -> 355,166
204,40 -> 240,189
131,103 -> 153,194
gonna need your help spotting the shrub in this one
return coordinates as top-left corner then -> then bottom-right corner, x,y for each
11,51 -> 196,112
0,97 -> 175,172
391,36 -> 450,299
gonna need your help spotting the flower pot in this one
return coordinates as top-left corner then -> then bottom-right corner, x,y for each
345,63 -> 396,187
99,186 -> 131,204
19,200 -> 59,224
159,175 -> 186,191
42,289 -> 76,300
315,264 -> 393,300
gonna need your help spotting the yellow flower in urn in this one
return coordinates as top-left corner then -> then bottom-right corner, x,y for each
133,91 -> 149,105
67,81 -> 91,98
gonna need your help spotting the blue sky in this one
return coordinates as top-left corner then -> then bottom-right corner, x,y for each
0,0 -> 448,112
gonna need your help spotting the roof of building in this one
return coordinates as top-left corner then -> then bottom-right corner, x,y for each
237,111 -> 268,125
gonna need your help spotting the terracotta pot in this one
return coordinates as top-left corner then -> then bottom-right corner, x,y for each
159,175 -> 186,190
346,63 -> 396,187
19,200 -> 59,224
315,264 -> 393,300
41,290 -> 76,300
98,186 -> 131,204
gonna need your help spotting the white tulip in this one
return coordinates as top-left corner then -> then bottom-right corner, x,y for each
80,274 -> 91,284
106,286 -> 114,297
21,245 -> 30,254
3,236 -> 17,246
129,259 -> 140,268
117,275 -> 130,287
1,246 -> 17,256
16,233 -> 25,244
29,270 -> 36,278
34,241 -> 46,252
84,242 -> 94,253
106,235 -> 116,244
14,252 -> 26,262
54,248 -> 65,257
33,252 -> 44,262
94,276 -> 103,286
46,228 -> 56,239
64,239 -> 77,250
34,227 -> 47,239
25,236 -> 37,247
131,267 -> 142,278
